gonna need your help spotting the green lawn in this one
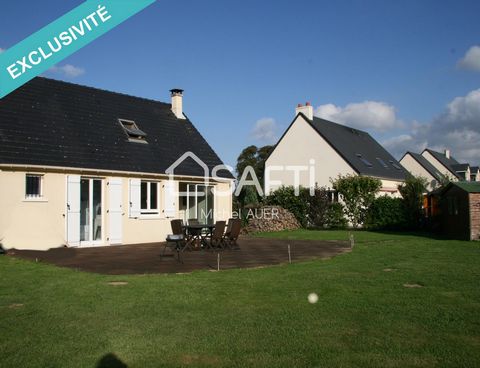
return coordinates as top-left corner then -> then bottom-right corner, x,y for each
1,231 -> 479,368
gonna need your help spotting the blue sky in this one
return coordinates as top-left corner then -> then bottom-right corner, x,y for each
1,0 -> 480,166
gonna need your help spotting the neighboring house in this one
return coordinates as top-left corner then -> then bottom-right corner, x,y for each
265,103 -> 407,196
421,149 -> 470,181
399,152 -> 446,191
0,78 -> 233,250
434,182 -> 480,241
402,148 -> 479,187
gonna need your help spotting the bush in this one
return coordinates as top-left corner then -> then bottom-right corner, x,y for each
266,186 -> 347,229
265,186 -> 309,227
398,176 -> 427,229
305,186 -> 330,227
324,203 -> 348,229
332,175 -> 382,228
365,196 -> 408,230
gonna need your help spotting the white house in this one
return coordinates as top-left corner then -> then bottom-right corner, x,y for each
401,149 -> 479,191
399,152 -> 446,191
265,103 -> 407,196
0,78 -> 233,250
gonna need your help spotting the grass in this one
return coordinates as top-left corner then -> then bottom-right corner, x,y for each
1,230 -> 479,367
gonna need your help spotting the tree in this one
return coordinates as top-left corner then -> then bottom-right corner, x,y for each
235,145 -> 274,207
331,175 -> 382,228
398,176 -> 427,229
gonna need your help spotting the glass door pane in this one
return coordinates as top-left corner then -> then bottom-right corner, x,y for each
92,179 -> 102,241
206,186 -> 214,224
80,179 -> 90,241
187,184 -> 197,220
197,185 -> 208,223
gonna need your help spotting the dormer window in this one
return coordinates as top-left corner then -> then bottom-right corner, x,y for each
118,119 -> 148,143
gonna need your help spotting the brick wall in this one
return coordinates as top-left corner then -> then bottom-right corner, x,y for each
470,193 -> 480,241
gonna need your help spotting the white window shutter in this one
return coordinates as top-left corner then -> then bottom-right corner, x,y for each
108,178 -> 123,244
129,179 -> 141,218
163,180 -> 176,218
66,175 -> 81,247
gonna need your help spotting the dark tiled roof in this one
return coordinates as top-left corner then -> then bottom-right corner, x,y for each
451,163 -> 470,172
406,152 -> 445,181
471,166 -> 479,173
0,77 -> 233,179
308,116 -> 407,181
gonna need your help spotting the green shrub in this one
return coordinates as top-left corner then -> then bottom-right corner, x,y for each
305,186 -> 330,227
324,203 -> 348,229
365,196 -> 408,230
332,175 -> 382,228
398,176 -> 427,229
265,186 -> 309,227
266,186 -> 347,229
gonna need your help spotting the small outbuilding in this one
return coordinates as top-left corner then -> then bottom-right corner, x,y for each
437,182 -> 480,241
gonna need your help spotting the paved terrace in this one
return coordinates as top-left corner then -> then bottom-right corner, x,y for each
8,237 -> 351,275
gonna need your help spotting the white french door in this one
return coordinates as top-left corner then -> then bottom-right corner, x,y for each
80,178 -> 104,246
186,184 -> 214,224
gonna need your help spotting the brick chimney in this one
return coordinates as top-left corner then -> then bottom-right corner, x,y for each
295,102 -> 313,120
170,89 -> 186,120
445,149 -> 451,159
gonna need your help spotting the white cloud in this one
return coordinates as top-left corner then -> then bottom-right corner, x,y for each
383,88 -> 480,165
251,117 -> 278,144
49,64 -> 85,78
457,45 -> 480,72
315,100 -> 401,132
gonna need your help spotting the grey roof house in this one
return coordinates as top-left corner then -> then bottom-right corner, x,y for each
265,103 -> 407,196
0,78 -> 233,251
401,148 -> 479,191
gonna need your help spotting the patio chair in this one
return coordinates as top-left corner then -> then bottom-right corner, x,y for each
162,219 -> 187,262
209,221 -> 226,250
224,218 -> 234,237
186,218 -> 203,245
223,219 -> 241,249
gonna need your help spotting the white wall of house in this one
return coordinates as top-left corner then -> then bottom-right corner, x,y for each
265,115 -> 356,192
421,151 -> 458,181
265,115 -> 403,196
0,167 -> 232,250
400,154 -> 440,191
378,179 -> 404,198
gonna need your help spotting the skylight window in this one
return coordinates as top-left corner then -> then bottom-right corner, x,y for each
389,160 -> 402,170
376,158 -> 388,168
118,119 -> 148,143
356,154 -> 373,167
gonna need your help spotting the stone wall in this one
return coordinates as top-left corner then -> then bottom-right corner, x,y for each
241,206 -> 301,234
470,193 -> 480,241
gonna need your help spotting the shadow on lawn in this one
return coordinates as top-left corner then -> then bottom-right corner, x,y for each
96,353 -> 127,368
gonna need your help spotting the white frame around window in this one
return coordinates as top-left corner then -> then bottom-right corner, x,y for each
140,181 -> 160,215
25,174 -> 44,199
